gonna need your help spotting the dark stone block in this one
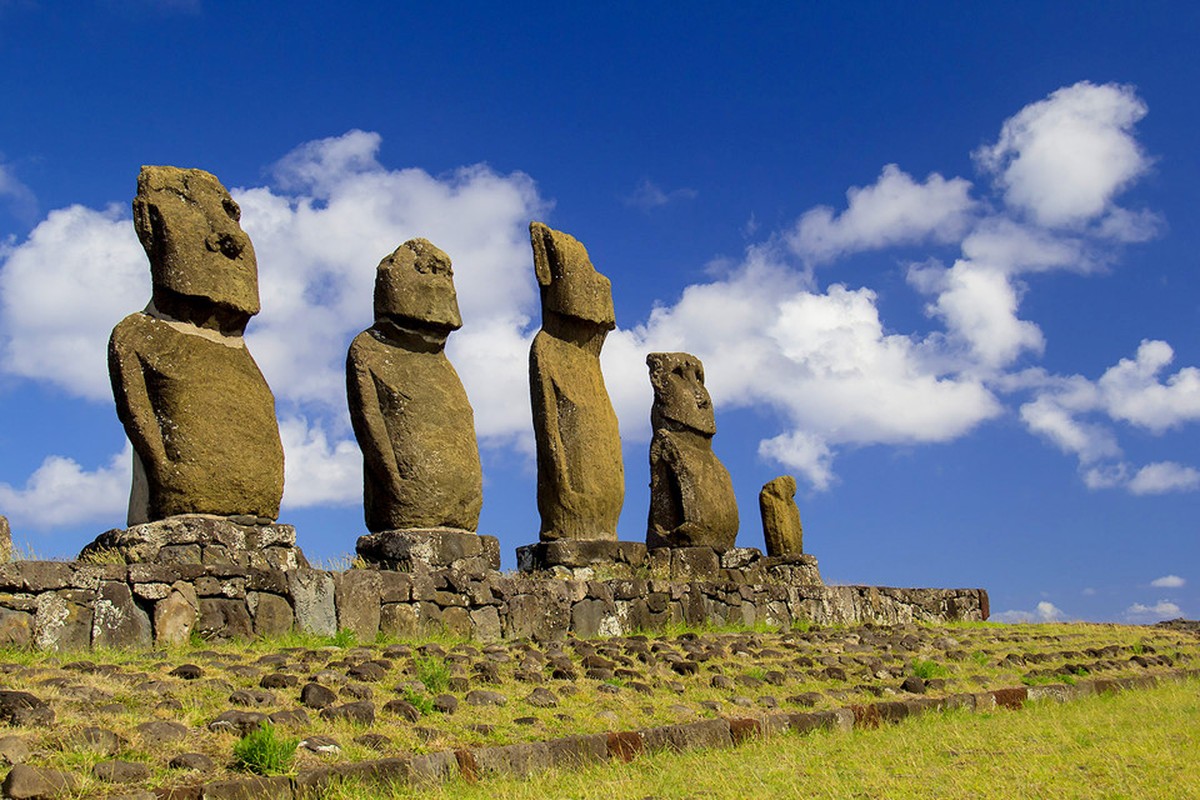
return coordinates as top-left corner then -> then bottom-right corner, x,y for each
516,540 -> 648,572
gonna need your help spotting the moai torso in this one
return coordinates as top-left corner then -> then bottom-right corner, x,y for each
528,222 -> 624,541
759,475 -> 803,556
646,352 -> 738,550
110,166 -> 283,525
346,239 -> 482,533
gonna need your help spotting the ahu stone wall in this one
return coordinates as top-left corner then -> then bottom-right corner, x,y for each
0,558 -> 987,652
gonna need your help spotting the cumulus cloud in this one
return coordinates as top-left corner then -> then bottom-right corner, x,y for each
0,204 -> 146,400
976,81 -> 1151,227
0,445 -> 129,529
1015,341 -> 1200,495
1150,575 -> 1186,589
624,179 -> 697,211
1124,600 -> 1182,623
993,600 -> 1066,623
788,164 -> 975,264
278,417 -> 362,509
1127,462 -> 1200,496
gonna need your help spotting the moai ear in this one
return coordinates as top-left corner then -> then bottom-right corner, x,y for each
529,221 -> 555,287
132,195 -> 156,254
646,352 -> 669,393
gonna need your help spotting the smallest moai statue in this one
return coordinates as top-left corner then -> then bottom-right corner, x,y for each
0,515 -> 11,564
646,352 -> 738,550
759,475 -> 803,556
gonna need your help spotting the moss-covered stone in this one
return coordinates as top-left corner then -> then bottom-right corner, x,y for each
529,223 -> 624,542
646,353 -> 738,550
347,238 -> 481,533
108,166 -> 283,525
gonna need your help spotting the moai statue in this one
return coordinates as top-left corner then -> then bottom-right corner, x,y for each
0,514 -> 11,564
349,240 -> 498,572
528,222 -> 625,542
759,475 -> 803,556
646,352 -> 738,550
85,167 -> 301,570
109,166 -> 284,524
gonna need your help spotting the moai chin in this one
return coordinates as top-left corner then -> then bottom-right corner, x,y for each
108,165 -> 284,525
347,238 -> 483,535
529,221 -> 624,542
759,475 -> 803,556
646,352 -> 738,550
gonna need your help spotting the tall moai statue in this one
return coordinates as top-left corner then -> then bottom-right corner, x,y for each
646,352 -> 738,551
349,240 -> 498,572
83,166 -> 302,570
528,222 -> 625,542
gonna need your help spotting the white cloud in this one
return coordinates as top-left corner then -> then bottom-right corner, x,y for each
278,417 -> 362,509
788,164 -> 975,264
976,81 -> 1151,227
624,178 -> 697,211
0,445 -> 129,529
1096,340 -> 1200,434
0,204 -> 146,400
758,432 -> 835,492
993,600 -> 1066,623
1019,393 -> 1121,465
1127,462 -> 1200,496
1124,600 -> 1182,623
0,161 -> 37,222
1150,575 -> 1186,589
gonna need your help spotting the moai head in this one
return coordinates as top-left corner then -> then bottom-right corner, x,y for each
530,222 -> 616,329
373,238 -> 463,335
133,166 -> 260,328
647,352 -> 717,436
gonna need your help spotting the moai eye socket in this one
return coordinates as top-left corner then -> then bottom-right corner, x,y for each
222,198 -> 241,222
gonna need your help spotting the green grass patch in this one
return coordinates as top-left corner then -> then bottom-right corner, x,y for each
911,659 -> 950,680
232,721 -> 299,776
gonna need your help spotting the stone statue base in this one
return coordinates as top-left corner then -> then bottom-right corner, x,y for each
81,514 -> 307,570
644,547 -> 824,584
356,529 -> 500,572
516,540 -> 648,578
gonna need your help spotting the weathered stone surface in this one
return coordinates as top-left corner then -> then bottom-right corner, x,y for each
33,593 -> 92,651
348,238 -> 482,535
196,598 -> 253,640
357,530 -> 499,572
91,582 -> 152,649
0,692 -> 53,727
515,540 -> 647,573
759,475 -> 803,557
0,608 -> 32,648
93,760 -> 150,783
334,570 -> 381,641
1,763 -> 78,799
0,735 -> 30,765
81,516 -> 305,570
153,582 -> 198,646
0,516 -> 11,564
646,353 -> 738,551
529,222 -> 624,542
106,165 -> 283,527
247,591 -> 293,637
289,570 -> 336,637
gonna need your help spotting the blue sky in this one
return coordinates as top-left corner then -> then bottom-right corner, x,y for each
0,2 -> 1197,623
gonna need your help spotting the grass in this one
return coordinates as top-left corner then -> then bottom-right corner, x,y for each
319,675 -> 1200,799
911,658 -> 950,680
232,721 -> 299,775
0,620 -> 1195,797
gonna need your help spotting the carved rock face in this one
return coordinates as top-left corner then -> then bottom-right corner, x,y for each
528,222 -> 624,542
647,352 -> 717,436
133,166 -> 260,319
646,351 -> 738,551
373,238 -> 463,332
349,238 -> 482,534
759,475 -> 803,556
530,222 -> 615,328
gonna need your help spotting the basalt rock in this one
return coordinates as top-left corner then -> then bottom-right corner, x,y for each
646,353 -> 738,550
0,515 -> 11,564
759,475 -> 803,556
106,165 -> 284,527
529,222 -> 624,542
347,239 -> 483,539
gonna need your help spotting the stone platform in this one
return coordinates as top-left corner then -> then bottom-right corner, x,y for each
79,514 -> 307,570
356,529 -> 500,572
516,540 -> 648,577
